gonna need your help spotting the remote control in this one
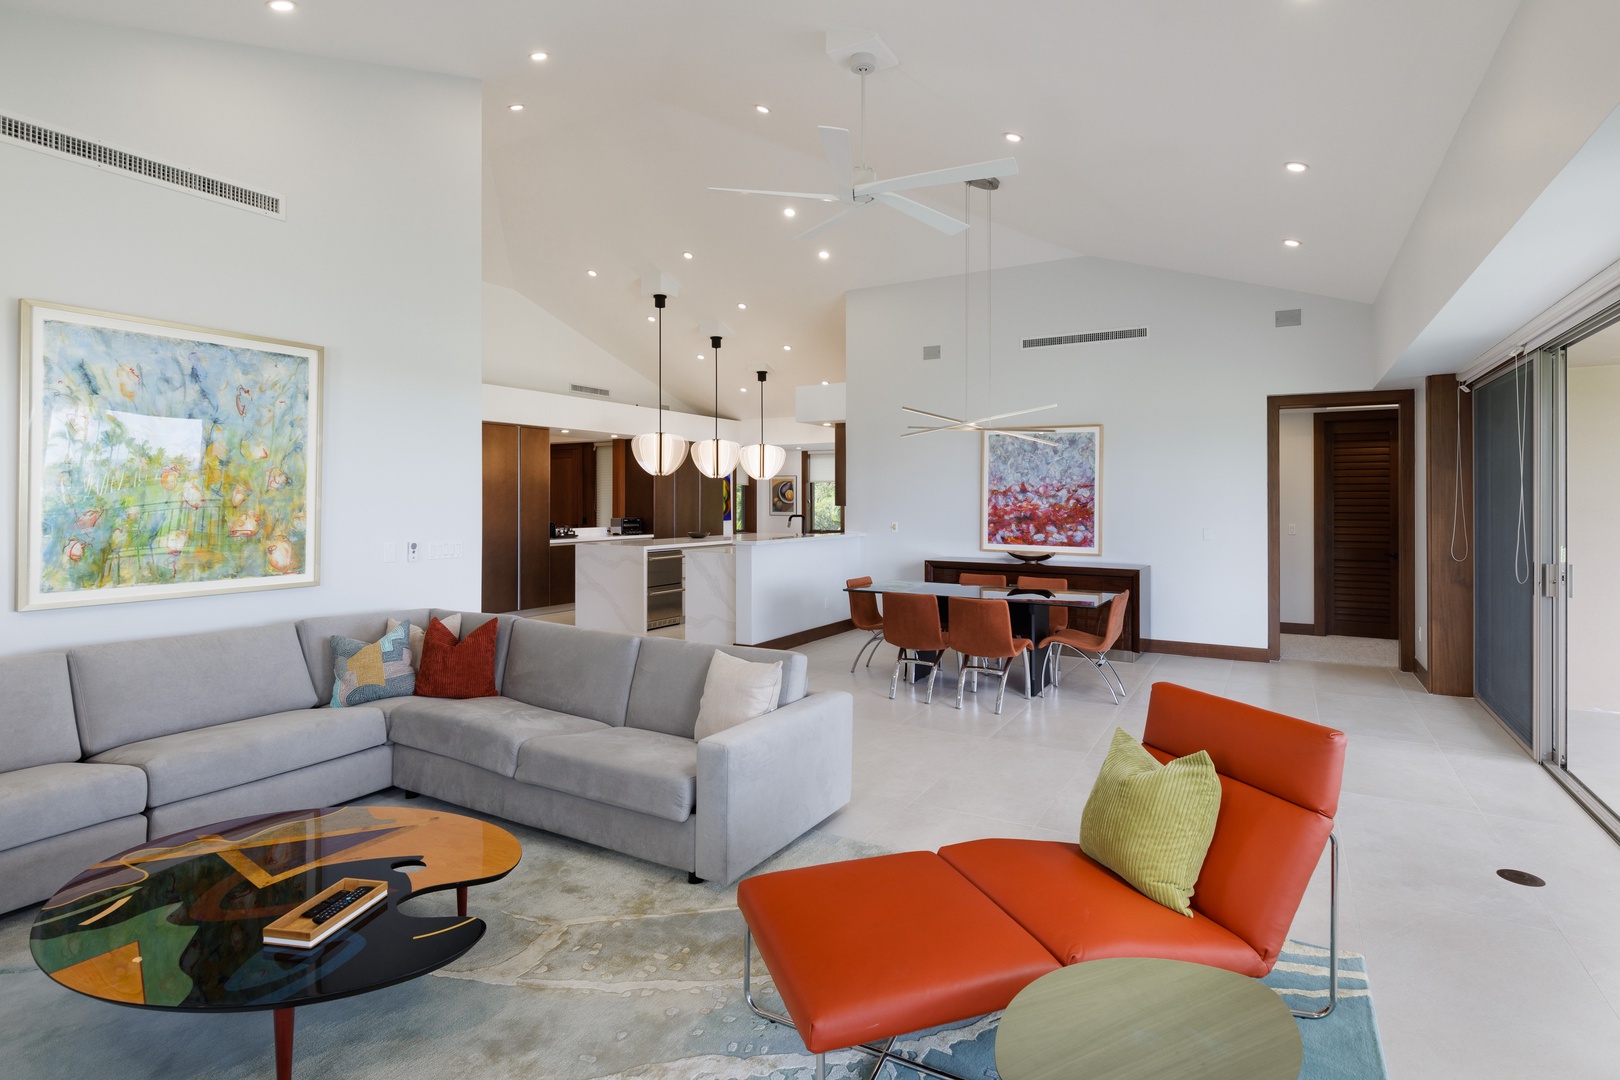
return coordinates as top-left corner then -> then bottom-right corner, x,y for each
308,888 -> 368,925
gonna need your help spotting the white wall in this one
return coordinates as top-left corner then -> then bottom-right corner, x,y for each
846,256 -> 1374,651
484,283 -> 696,412
1567,364 -> 1620,711
1278,411 -> 1316,626
0,12 -> 482,654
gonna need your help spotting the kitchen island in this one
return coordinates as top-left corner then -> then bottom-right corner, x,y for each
573,533 -> 864,647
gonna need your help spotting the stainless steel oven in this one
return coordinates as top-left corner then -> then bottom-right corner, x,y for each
647,549 -> 683,631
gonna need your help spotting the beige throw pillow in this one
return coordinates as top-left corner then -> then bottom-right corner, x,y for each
693,651 -> 783,741
388,613 -> 461,672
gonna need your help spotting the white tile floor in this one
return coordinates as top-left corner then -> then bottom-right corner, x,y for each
793,630 -> 1620,1079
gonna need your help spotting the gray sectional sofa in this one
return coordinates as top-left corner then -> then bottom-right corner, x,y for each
0,608 -> 853,914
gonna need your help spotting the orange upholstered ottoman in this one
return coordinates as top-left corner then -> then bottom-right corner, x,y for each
737,850 -> 1059,1068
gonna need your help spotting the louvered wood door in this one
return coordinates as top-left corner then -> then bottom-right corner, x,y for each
1319,414 -> 1399,639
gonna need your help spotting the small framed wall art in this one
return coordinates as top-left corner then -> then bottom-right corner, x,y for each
768,475 -> 797,516
981,425 -> 1101,556
17,300 -> 322,610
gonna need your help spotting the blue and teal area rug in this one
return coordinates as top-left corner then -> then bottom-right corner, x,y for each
0,792 -> 1385,1079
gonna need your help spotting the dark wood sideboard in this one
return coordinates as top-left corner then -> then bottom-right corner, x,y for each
923,559 -> 1147,658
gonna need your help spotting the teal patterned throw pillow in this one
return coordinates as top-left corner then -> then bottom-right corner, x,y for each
330,622 -> 415,707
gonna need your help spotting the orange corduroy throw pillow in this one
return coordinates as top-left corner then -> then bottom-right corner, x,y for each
414,616 -> 498,699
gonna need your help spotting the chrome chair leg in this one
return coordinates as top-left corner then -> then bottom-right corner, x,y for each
924,655 -> 941,704
889,651 -> 905,699
1099,654 -> 1127,698
955,652 -> 967,709
994,663 -> 1012,714
850,630 -> 883,673
1291,831 -> 1341,1020
1023,649 -> 1032,699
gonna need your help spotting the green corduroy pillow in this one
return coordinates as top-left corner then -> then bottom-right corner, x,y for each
1079,727 -> 1222,917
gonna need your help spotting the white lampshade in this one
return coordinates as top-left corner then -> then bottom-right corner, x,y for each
691,437 -> 741,479
630,432 -> 690,476
738,442 -> 787,481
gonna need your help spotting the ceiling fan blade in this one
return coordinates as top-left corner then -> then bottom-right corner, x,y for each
708,187 -> 842,200
818,127 -> 855,203
855,157 -> 1020,198
966,404 -> 1060,425
900,406 -> 969,423
873,192 -> 969,236
794,203 -> 867,241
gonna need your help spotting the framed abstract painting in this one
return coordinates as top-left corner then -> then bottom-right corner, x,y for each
17,300 -> 322,610
768,475 -> 796,516
981,425 -> 1101,556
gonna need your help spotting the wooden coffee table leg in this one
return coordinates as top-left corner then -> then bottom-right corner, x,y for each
457,885 -> 468,917
274,1006 -> 295,1080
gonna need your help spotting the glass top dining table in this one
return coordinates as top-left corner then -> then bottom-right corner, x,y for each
847,580 -> 1119,608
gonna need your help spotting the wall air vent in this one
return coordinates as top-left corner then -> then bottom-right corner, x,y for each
922,345 -> 942,361
0,113 -> 283,218
1275,308 -> 1303,328
1022,327 -> 1147,349
570,383 -> 610,398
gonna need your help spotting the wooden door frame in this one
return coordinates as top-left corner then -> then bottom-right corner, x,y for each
1314,409 -> 1401,639
1268,390 -> 1415,669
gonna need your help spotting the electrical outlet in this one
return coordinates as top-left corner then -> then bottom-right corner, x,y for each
1288,524 -> 1297,536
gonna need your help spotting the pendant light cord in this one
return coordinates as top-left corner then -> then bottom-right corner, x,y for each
859,71 -> 867,171
655,297 -> 666,473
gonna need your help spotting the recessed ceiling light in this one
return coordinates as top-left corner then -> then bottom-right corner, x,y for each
530,51 -> 548,62
267,0 -> 295,11
737,303 -> 747,310
560,429 -> 570,434
784,207 -> 796,218
647,315 -> 656,322
782,345 -> 791,351
756,104 -> 770,114
1004,132 -> 1022,143
821,380 -> 829,385
1283,238 -> 1302,248
740,387 -> 748,393
696,353 -> 705,360
822,422 -> 832,427
818,250 -> 830,260
586,269 -> 597,277
508,103 -> 525,112
1285,161 -> 1309,173
682,251 -> 694,260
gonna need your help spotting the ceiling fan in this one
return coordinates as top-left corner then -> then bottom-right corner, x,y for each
709,52 -> 1018,239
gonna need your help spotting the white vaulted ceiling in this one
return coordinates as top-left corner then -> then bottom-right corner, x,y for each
2,0 -> 1521,412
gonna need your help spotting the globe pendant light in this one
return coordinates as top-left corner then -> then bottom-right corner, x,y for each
691,334 -> 741,479
631,293 -> 689,476
738,369 -> 787,481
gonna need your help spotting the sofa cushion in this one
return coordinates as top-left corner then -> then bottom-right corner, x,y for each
415,617 -> 499,698
625,637 -> 808,738
0,762 -> 148,851
330,623 -> 416,706
693,651 -> 782,742
432,610 -> 516,691
515,728 -> 698,822
70,622 -> 320,756
388,696 -> 607,777
0,653 -> 82,772
296,609 -> 431,699
501,618 -> 640,726
939,838 -> 1267,977
88,707 -> 386,807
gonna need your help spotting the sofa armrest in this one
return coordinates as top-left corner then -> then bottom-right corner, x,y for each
695,690 -> 853,884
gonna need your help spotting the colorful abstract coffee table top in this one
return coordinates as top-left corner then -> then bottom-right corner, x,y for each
30,805 -> 522,1012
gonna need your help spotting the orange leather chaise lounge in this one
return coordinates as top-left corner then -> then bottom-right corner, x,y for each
736,683 -> 1347,1080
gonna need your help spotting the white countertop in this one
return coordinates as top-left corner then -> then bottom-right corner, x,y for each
571,532 -> 863,551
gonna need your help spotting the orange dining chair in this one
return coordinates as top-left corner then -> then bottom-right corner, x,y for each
881,592 -> 952,704
947,597 -> 1033,714
958,572 -> 1008,588
845,576 -> 885,673
1040,589 -> 1131,703
1016,574 -> 1070,635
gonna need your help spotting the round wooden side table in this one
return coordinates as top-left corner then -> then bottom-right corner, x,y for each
995,957 -> 1303,1080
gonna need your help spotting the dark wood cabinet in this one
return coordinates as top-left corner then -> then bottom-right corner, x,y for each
549,543 -> 576,606
550,443 -> 596,528
482,422 -> 551,613
923,559 -> 1147,655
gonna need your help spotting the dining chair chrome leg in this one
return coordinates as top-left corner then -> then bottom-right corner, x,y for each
866,631 -> 884,668
955,654 -> 968,710
1089,651 -> 1121,704
850,630 -> 883,673
994,665 -> 1012,714
1023,649 -> 1033,699
924,655 -> 941,704
1099,654 -> 1128,698
889,652 -> 905,700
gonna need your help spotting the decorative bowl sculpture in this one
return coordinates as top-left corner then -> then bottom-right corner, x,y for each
1007,552 -> 1055,564
687,531 -> 710,539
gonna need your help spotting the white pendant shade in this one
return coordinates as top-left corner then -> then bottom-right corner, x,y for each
738,442 -> 786,481
630,432 -> 690,476
691,437 -> 741,479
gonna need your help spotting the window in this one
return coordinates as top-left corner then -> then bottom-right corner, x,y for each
810,481 -> 842,532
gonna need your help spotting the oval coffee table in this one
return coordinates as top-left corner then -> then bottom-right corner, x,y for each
994,957 -> 1303,1080
29,804 -> 521,1079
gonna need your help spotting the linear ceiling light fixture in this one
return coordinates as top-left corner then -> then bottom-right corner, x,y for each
691,335 -> 741,479
630,293 -> 689,476
903,179 -> 1056,445
738,370 -> 787,480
